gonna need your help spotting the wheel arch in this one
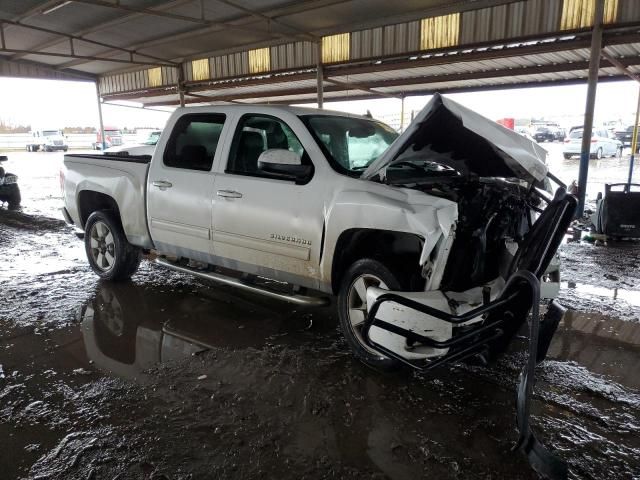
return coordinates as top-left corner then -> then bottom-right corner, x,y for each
77,190 -> 122,229
330,228 -> 424,294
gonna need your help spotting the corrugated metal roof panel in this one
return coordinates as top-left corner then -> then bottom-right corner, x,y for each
618,0 -> 640,22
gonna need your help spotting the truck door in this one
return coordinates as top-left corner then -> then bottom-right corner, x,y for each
211,113 -> 325,286
147,113 -> 227,263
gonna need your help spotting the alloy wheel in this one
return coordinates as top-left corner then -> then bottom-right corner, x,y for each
89,221 -> 116,271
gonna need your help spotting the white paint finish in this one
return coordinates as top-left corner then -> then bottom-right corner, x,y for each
319,180 -> 458,285
62,104 -> 559,305
212,230 -> 310,261
258,148 -> 301,166
150,219 -> 211,240
366,286 -> 452,359
210,107 -> 336,282
146,111 -> 234,259
62,156 -> 153,248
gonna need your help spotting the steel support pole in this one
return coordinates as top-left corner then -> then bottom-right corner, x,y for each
316,42 -> 324,109
628,87 -> 640,191
95,82 -> 106,150
576,0 -> 605,217
400,95 -> 405,132
178,65 -> 186,107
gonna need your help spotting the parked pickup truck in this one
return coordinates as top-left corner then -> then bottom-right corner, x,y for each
61,93 -> 570,367
62,95 -> 575,476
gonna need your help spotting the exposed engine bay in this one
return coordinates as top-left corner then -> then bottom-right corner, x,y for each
406,176 -> 535,292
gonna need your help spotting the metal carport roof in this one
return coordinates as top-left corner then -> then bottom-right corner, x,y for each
0,0 -> 639,105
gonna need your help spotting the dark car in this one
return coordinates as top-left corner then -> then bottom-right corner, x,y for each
615,125 -> 639,150
553,127 -> 566,141
533,127 -> 556,142
0,155 -> 21,208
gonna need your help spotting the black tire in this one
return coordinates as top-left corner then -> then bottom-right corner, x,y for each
596,147 -> 603,160
63,147 -> 68,152
563,153 -> 571,159
84,210 -> 141,281
337,258 -> 403,370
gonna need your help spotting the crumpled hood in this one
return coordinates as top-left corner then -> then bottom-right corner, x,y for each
361,93 -> 548,183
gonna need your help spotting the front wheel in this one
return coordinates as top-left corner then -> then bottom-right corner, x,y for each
84,210 -> 141,281
595,147 -> 603,160
337,258 -> 403,370
563,153 -> 571,159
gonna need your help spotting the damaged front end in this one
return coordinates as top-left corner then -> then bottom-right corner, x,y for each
361,94 -> 577,479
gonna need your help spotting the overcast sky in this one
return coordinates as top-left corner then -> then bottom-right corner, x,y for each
0,76 -> 637,130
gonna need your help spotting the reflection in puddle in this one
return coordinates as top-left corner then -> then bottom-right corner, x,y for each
80,281 -> 326,380
549,309 -> 640,389
562,281 -> 640,307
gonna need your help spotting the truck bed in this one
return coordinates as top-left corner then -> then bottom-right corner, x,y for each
62,153 -> 153,249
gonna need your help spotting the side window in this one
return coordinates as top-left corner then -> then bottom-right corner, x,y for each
163,113 -> 225,171
226,114 -> 307,176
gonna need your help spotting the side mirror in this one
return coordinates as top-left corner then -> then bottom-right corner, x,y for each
258,149 -> 311,182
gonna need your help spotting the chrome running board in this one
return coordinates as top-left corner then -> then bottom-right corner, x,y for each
154,258 -> 329,307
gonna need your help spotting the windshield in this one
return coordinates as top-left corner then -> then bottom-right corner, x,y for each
105,130 -> 121,135
143,132 -> 161,145
301,115 -> 398,173
43,130 -> 61,136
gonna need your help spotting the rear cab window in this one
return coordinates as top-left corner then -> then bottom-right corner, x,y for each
163,113 -> 226,171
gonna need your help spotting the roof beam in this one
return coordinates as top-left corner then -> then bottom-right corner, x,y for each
601,49 -> 640,83
246,75 -> 632,105
1,19 -> 177,66
70,0 -> 212,25
213,0 -> 318,41
53,0 -> 347,70
0,55 -> 95,81
323,78 -> 401,99
0,47 -> 173,67
9,0 -> 191,62
129,56 -> 640,106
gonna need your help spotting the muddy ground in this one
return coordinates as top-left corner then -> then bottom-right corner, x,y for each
1,149 -> 639,479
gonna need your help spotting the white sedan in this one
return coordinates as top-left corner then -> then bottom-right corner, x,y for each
563,128 -> 622,159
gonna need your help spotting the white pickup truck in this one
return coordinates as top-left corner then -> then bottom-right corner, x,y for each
61,94 -> 573,372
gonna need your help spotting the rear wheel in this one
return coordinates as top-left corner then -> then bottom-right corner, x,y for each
84,210 -> 141,281
338,258 -> 403,370
595,147 -> 603,160
563,153 -> 571,159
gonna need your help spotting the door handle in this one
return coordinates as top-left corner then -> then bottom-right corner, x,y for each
152,180 -> 173,189
217,190 -> 243,199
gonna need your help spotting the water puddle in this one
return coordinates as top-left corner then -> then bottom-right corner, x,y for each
561,281 -> 640,308
79,280 -> 331,381
548,309 -> 640,389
